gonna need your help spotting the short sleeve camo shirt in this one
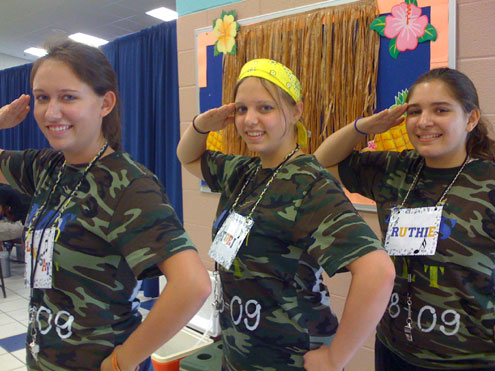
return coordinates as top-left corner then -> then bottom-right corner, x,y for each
0,149 -> 196,370
202,150 -> 383,370
340,149 -> 495,369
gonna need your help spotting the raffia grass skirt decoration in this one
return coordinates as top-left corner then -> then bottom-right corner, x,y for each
221,0 -> 379,156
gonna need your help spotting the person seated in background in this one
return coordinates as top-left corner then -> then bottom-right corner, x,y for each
0,184 -> 29,242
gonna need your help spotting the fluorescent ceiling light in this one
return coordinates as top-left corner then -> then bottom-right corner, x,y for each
24,47 -> 47,57
146,7 -> 178,21
69,33 -> 108,47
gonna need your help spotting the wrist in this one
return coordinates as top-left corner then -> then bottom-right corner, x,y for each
112,346 -> 139,371
192,114 -> 210,135
326,346 -> 344,371
112,350 -> 121,371
353,117 -> 367,135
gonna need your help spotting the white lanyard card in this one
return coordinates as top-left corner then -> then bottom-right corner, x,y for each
384,206 -> 443,256
25,227 -> 56,289
209,211 -> 254,270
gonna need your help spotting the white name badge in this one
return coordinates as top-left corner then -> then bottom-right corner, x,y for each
209,211 -> 254,270
384,206 -> 443,256
25,227 -> 56,289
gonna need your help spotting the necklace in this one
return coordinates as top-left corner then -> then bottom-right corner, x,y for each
232,145 -> 300,220
26,141 -> 109,288
400,154 -> 470,208
393,154 -> 469,343
27,140 -> 109,360
209,145 -> 300,269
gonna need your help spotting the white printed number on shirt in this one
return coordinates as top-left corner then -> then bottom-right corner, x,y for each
230,296 -> 261,331
387,293 -> 460,336
32,305 -> 74,339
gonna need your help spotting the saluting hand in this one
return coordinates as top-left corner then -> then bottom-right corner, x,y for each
356,104 -> 408,135
0,94 -> 30,130
193,103 -> 236,133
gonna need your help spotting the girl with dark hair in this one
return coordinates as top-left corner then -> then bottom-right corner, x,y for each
0,40 -> 211,371
315,67 -> 495,370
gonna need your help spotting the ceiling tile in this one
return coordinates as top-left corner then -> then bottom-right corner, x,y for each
0,0 -> 176,63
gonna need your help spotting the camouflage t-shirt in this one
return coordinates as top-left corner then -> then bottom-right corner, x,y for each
202,151 -> 383,370
0,149 -> 196,371
340,149 -> 495,369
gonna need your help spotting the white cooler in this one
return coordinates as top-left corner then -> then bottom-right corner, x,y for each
151,271 -> 221,371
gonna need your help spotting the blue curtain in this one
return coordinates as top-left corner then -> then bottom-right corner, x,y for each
101,21 -> 182,220
0,21 -> 182,218
0,21 -> 182,297
0,63 -> 49,150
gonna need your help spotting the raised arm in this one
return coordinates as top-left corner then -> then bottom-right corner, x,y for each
313,105 -> 407,182
176,103 -> 235,180
303,250 -> 395,371
0,94 -> 31,183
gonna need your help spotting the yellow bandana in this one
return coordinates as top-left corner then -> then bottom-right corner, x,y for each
237,59 -> 308,148
238,59 -> 302,102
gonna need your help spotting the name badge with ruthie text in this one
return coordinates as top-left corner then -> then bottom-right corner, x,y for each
384,205 -> 443,256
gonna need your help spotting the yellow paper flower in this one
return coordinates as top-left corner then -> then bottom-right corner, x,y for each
213,10 -> 239,56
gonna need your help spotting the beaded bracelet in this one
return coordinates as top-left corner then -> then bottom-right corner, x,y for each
112,348 -> 139,371
112,351 -> 121,371
192,115 -> 210,135
354,117 -> 367,135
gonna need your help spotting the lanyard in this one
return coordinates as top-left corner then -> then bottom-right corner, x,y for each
213,145 -> 301,233
399,154 -> 469,209
26,142 -> 109,289
231,145 -> 300,221
403,258 -> 414,341
395,154 -> 469,342
211,145 -> 300,295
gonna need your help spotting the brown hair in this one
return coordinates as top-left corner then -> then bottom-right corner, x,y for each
407,67 -> 494,161
30,39 -> 122,151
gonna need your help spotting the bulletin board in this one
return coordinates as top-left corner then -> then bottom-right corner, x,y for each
194,0 -> 456,210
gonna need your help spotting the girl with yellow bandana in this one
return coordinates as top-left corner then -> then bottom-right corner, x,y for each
177,59 -> 395,370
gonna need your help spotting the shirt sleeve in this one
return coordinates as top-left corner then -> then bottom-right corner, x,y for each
293,175 -> 383,277
339,150 -> 401,200
0,149 -> 62,197
107,175 -> 196,280
201,150 -> 257,195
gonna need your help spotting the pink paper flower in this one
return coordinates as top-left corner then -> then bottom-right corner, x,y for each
384,3 -> 428,52
367,141 -> 377,151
